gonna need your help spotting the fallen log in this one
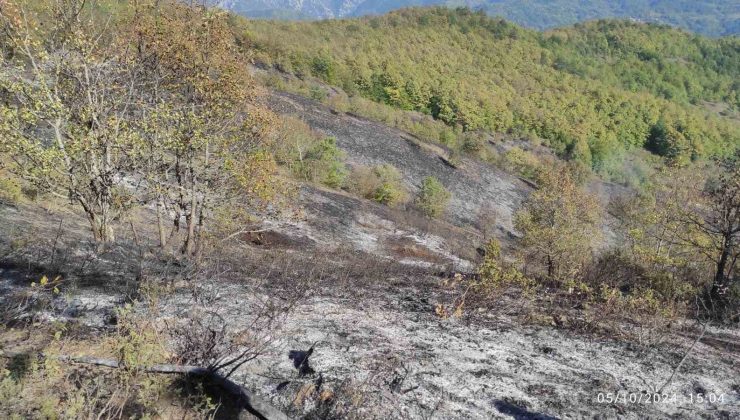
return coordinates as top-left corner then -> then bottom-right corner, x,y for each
1,351 -> 288,420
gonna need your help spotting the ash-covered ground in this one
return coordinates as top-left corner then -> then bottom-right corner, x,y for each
1,87 -> 739,419
1,198 -> 738,419
159,277 -> 740,420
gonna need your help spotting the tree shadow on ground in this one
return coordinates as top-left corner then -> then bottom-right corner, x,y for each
170,375 -> 266,420
493,399 -> 559,420
7,352 -> 32,381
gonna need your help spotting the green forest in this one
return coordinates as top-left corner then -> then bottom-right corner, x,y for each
242,7 -> 739,180
465,0 -> 740,37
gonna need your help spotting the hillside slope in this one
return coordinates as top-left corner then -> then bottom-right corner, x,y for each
2,2 -> 739,419
267,91 -> 529,231
243,8 -> 739,181
224,0 -> 740,36
3,195 -> 739,420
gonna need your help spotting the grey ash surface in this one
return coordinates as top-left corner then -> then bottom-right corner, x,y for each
266,90 -> 530,233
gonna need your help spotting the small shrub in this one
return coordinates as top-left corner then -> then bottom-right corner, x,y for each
438,240 -> 534,319
592,283 -> 681,346
476,240 -> 534,296
114,304 -> 166,371
446,149 -> 462,168
272,117 -> 347,189
309,85 -> 327,101
345,165 -> 379,199
461,132 -> 485,155
346,164 -> 407,206
373,182 -> 399,205
0,307 -> 175,419
300,137 -> 347,188
502,146 -> 540,180
439,129 -> 458,146
415,176 -> 450,218
371,164 -> 406,205
0,174 -> 22,204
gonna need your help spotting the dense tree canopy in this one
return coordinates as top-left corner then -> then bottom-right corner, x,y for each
241,8 -> 739,175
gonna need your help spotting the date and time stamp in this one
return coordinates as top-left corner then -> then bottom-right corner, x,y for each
595,391 -> 729,405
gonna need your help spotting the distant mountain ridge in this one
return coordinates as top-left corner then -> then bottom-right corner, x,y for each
220,0 -> 365,20
220,0 -> 739,36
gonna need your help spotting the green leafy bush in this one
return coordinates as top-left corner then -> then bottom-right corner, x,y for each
371,164 -> 406,206
272,117 -> 347,189
0,176 -> 22,204
502,147 -> 541,180
415,176 -> 451,218
346,164 -> 407,206
300,137 -> 347,188
476,239 -> 535,297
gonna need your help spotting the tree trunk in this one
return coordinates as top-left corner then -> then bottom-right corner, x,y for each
88,213 -> 114,248
710,234 -> 733,304
156,195 -> 168,249
184,188 -> 197,256
79,194 -> 114,248
194,197 -> 207,260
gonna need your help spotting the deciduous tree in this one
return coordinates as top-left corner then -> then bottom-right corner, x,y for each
514,165 -> 602,283
133,1 -> 278,255
1,0 -> 144,245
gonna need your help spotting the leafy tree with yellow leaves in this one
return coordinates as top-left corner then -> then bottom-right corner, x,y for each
0,0 -> 144,244
132,1 -> 279,256
670,158 -> 740,317
514,165 -> 602,283
0,0 -> 282,255
612,158 -> 740,319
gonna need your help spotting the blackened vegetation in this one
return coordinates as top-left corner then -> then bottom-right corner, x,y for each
289,345 -> 316,376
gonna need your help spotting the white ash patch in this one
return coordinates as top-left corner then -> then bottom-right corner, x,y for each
400,232 -> 475,271
152,281 -> 740,419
